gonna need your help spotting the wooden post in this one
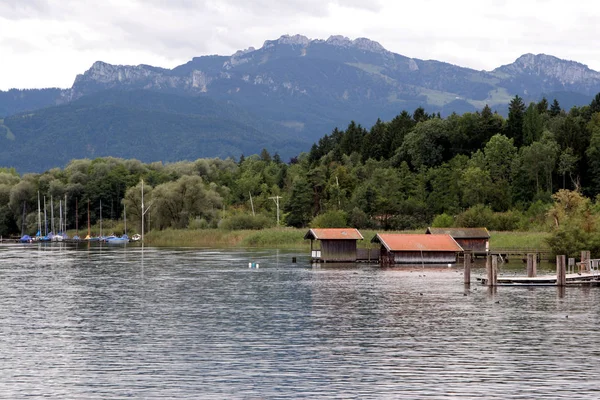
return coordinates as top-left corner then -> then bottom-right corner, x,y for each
464,251 -> 471,285
527,254 -> 534,277
492,255 -> 498,286
556,255 -> 566,286
486,255 -> 497,287
581,250 -> 590,273
568,258 -> 575,275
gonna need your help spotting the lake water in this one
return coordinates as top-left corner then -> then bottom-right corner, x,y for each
1,243 -> 600,399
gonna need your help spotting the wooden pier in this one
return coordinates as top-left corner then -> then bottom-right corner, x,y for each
470,253 -> 600,287
478,272 -> 600,286
472,248 -> 552,262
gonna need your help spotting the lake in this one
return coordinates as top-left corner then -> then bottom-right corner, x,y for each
1,243 -> 600,399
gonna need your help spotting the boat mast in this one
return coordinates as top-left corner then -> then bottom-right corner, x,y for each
50,196 -> 54,234
100,199 -> 103,237
141,180 -> 144,242
76,198 -> 79,237
44,196 -> 47,236
124,200 -> 127,235
87,199 -> 91,237
37,192 -> 41,237
21,201 -> 26,236
64,194 -> 67,234
59,200 -> 62,235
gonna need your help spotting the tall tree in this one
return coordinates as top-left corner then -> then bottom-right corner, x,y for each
550,99 -> 562,117
537,97 -> 549,114
522,102 -> 544,145
590,93 -> 600,115
507,95 -> 526,147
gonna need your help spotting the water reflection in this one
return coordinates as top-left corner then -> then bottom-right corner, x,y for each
1,244 -> 600,398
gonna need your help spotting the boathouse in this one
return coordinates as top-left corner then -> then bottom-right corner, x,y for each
426,227 -> 490,253
371,233 -> 464,265
304,228 -> 364,262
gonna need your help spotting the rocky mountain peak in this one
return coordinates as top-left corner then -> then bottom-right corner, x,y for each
495,53 -> 600,84
262,34 -> 311,49
325,35 -> 388,54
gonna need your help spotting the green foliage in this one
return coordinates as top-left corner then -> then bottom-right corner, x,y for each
310,210 -> 348,228
431,213 -> 454,228
5,94 -> 600,241
455,205 -> 495,228
219,214 -> 274,230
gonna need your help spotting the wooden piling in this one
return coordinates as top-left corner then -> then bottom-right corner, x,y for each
556,255 -> 566,286
526,253 -> 537,277
568,258 -> 575,275
464,251 -> 471,285
581,250 -> 591,273
486,255 -> 497,287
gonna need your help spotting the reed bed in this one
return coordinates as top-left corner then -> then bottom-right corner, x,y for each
141,227 -> 551,250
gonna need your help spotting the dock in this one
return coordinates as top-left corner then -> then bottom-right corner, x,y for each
471,253 -> 600,287
478,272 -> 600,286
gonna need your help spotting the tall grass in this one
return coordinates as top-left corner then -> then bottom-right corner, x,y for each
141,227 -> 551,250
489,231 -> 551,250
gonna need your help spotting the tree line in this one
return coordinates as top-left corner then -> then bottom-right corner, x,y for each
2,94 -> 600,255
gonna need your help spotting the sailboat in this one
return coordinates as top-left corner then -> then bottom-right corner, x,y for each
40,196 -> 53,242
72,198 -> 81,241
84,199 -> 100,242
18,201 -> 33,243
104,201 -> 129,243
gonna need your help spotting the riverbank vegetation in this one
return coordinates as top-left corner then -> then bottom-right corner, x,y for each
3,94 -> 600,256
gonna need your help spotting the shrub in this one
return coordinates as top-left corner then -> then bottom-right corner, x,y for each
219,214 -> 274,230
490,210 -> 522,231
310,210 -> 348,228
188,217 -> 209,230
431,213 -> 454,228
455,204 -> 494,228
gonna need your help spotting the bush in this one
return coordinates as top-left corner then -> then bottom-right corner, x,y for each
455,205 -> 494,228
219,214 -> 274,230
431,213 -> 454,228
349,207 -> 374,229
310,210 -> 348,228
188,217 -> 209,230
490,210 -> 522,231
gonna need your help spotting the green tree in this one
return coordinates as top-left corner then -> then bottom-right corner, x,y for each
399,118 -> 450,169
522,102 -> 543,145
557,147 -> 579,189
507,95 -> 526,147
550,99 -> 562,117
537,97 -> 549,114
283,177 -> 313,228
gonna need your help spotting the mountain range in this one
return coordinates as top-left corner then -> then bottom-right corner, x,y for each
2,34 -> 600,172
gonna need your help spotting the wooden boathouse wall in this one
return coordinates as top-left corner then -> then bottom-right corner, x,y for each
373,233 -> 464,266
380,249 -> 458,265
305,228 -> 364,263
320,239 -> 358,262
426,227 -> 490,253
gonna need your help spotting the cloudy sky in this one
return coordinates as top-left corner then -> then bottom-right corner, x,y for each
1,0 -> 599,91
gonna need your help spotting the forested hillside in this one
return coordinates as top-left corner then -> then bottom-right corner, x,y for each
0,90 -> 306,172
3,93 -> 600,256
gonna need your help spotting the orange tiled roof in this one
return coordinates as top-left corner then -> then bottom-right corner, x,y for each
372,233 -> 463,252
304,228 -> 364,240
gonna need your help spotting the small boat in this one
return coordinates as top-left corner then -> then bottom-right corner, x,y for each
19,234 -> 33,243
104,234 -> 129,244
131,233 -> 141,242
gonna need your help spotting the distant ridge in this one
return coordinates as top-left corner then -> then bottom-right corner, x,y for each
1,34 -> 600,172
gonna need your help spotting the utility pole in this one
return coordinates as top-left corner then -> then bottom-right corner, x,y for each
269,195 -> 282,225
249,192 -> 255,217
141,179 -> 152,242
